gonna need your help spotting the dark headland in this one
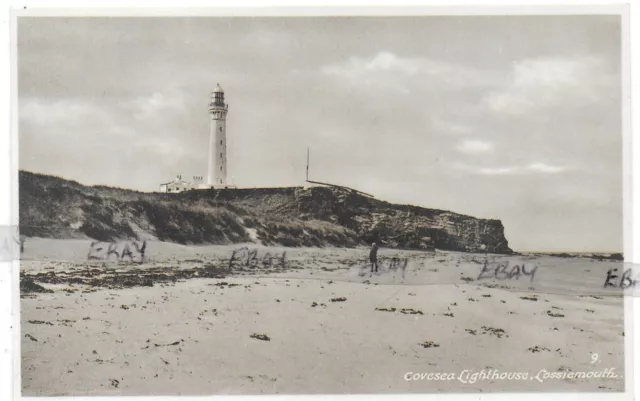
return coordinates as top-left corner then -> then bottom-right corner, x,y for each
19,170 -> 513,254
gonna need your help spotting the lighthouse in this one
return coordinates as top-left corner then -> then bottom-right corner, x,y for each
158,84 -> 235,193
208,83 -> 229,187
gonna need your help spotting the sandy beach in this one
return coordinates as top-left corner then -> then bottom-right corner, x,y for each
20,239 -> 626,395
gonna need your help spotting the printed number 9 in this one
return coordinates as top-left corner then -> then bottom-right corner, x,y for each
591,353 -> 599,364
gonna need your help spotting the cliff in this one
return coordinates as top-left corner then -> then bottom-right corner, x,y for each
19,171 -> 512,253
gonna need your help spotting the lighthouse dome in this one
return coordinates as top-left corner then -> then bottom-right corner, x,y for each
213,83 -> 224,93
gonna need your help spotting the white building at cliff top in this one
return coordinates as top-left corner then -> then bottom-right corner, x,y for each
159,175 -> 208,193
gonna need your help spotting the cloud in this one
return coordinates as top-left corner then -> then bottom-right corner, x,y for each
20,97 -> 109,126
453,161 -> 569,176
321,51 -> 494,94
430,116 -> 474,135
478,166 -> 520,176
456,139 -> 494,154
19,94 -> 194,161
130,90 -> 187,121
323,52 -> 433,77
482,56 -> 616,115
528,162 -> 567,174
362,52 -> 420,74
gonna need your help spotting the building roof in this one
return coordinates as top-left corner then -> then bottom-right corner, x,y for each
160,178 -> 188,186
213,83 -> 224,93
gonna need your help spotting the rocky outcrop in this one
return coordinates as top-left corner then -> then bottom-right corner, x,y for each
19,171 -> 512,253
294,186 -> 511,253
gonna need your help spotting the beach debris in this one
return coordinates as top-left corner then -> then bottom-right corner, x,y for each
481,326 -> 507,338
330,297 -> 347,302
399,308 -> 423,315
109,379 -> 119,388
20,278 -> 53,295
27,320 -> 53,326
198,308 -> 218,317
374,307 -> 397,312
528,346 -> 550,353
250,333 -> 271,341
443,313 -> 454,317
460,276 -> 474,282
24,334 -> 38,342
482,283 -> 511,290
465,329 -> 477,335
546,310 -> 565,318
419,341 -> 440,348
519,295 -> 538,301
154,340 -> 182,347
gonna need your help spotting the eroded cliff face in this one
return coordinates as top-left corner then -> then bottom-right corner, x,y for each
294,187 -> 512,254
19,171 -> 512,253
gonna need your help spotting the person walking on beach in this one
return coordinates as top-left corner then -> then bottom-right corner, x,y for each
370,242 -> 379,273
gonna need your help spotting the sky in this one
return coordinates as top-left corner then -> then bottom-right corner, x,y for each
17,15 -> 623,252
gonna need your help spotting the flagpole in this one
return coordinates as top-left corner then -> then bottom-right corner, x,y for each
306,148 -> 310,182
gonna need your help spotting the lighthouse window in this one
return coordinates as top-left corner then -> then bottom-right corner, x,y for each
220,153 -> 223,158
220,166 -> 222,171
220,140 -> 223,145
219,127 -> 223,132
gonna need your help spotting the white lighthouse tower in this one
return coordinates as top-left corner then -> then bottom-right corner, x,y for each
208,83 -> 230,188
